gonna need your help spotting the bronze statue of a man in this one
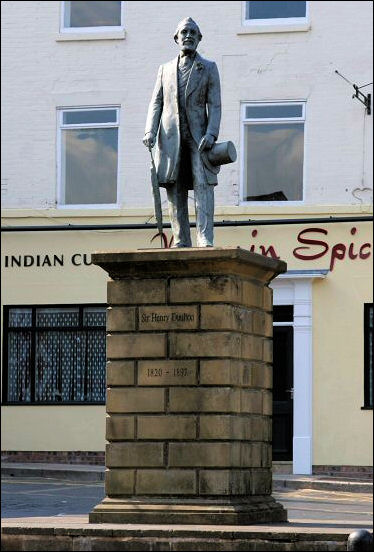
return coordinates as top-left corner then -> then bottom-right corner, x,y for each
143,17 -> 221,247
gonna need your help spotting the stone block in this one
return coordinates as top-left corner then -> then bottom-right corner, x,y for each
264,417 -> 272,441
241,280 -> 263,308
169,332 -> 241,358
169,388 -> 241,413
170,276 -> 242,304
262,443 -> 273,467
136,469 -> 196,494
241,389 -> 263,414
106,361 -> 135,386
106,415 -> 135,440
105,469 -> 135,495
200,360 -> 252,386
199,415 -> 252,440
106,443 -> 164,467
263,391 -> 273,415
199,469 -> 252,495
250,469 -> 272,495
251,363 -> 272,389
139,306 -> 198,330
251,443 -> 263,467
252,310 -> 274,337
107,333 -> 166,359
106,388 -> 165,413
241,335 -> 263,360
168,442 -> 254,468
200,304 -> 253,333
263,286 -> 273,312
251,416 -> 266,441
263,339 -> 273,363
138,360 -> 197,386
108,279 -> 166,304
107,307 -> 136,331
264,313 -> 273,337
137,415 -> 197,439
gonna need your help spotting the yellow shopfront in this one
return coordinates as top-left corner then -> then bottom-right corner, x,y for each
1,208 -> 372,474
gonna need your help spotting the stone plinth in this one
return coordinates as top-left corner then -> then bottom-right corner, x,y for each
89,247 -> 287,524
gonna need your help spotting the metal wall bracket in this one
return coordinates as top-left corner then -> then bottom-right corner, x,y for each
335,70 -> 372,115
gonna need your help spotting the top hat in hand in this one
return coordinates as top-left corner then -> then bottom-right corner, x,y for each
201,141 -> 237,174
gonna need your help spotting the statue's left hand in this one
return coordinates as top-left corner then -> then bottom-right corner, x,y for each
198,133 -> 215,152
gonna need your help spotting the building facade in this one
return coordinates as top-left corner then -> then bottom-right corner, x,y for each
1,1 -> 373,474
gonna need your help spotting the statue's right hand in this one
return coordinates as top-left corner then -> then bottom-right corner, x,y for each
143,132 -> 155,149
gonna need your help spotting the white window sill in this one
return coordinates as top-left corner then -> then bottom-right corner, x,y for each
56,30 -> 126,41
238,22 -> 310,34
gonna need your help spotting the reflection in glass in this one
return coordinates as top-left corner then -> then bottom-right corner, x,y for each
246,1 -> 306,20
244,123 -> 304,201
64,1 -> 122,28
61,127 -> 118,204
63,110 -> 117,125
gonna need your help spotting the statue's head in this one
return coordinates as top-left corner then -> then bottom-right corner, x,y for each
174,17 -> 202,53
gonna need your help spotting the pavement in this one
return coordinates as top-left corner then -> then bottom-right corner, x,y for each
1,471 -> 372,551
1,462 -> 373,493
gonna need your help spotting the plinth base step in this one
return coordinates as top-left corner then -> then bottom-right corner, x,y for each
89,495 -> 287,524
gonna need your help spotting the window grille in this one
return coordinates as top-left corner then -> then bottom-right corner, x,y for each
3,305 -> 106,405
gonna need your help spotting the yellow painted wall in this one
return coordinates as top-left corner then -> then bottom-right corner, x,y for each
1,407 -> 105,451
313,263 -> 373,466
1,207 -> 373,465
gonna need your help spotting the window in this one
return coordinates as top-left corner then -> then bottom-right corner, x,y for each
58,107 -> 119,207
364,304 -> 373,408
241,102 -> 305,202
61,1 -> 124,32
2,305 -> 106,405
244,1 -> 307,23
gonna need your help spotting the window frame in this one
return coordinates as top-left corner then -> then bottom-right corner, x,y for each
57,106 -> 121,209
2,304 -> 107,406
363,303 -> 373,409
60,1 -> 125,34
242,1 -> 309,29
240,100 -> 306,205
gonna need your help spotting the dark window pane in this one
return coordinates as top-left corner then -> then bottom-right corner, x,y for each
4,305 -> 107,404
244,123 -> 304,201
9,308 -> 32,327
65,1 -> 122,28
83,307 -> 106,327
7,332 -> 32,402
247,1 -> 306,20
245,105 -> 303,119
63,110 -> 117,125
274,306 -> 294,322
36,308 -> 79,327
62,127 -> 118,205
35,329 -> 106,403
85,331 -> 106,401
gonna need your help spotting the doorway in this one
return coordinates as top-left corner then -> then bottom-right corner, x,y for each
272,306 -> 294,461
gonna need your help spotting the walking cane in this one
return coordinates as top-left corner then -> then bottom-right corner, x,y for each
148,146 -> 164,248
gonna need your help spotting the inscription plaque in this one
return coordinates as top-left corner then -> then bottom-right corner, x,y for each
138,360 -> 197,385
139,305 -> 198,330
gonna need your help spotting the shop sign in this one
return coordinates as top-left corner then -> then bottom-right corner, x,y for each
2,226 -> 372,272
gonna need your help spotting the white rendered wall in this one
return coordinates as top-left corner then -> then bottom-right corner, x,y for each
1,1 -> 373,209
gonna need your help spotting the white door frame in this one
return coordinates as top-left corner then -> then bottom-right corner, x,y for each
270,270 -> 328,475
